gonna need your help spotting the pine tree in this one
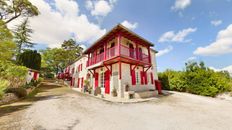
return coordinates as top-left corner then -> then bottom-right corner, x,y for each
14,18 -> 34,54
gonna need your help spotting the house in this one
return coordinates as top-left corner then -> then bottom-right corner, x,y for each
26,68 -> 40,83
65,24 -> 160,98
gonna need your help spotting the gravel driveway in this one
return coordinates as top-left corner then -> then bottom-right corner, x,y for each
1,82 -> 232,130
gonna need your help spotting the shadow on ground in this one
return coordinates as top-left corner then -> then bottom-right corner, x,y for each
0,81 -> 65,118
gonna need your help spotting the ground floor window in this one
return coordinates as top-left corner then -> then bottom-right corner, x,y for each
100,72 -> 105,88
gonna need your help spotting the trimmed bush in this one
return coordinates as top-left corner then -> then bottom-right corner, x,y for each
6,87 -> 27,98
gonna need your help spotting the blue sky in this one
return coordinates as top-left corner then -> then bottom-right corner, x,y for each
11,0 -> 232,73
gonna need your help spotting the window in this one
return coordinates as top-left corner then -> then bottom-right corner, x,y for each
136,71 -> 139,84
100,72 -> 105,88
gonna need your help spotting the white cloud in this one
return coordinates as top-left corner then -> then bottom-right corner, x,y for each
186,56 -> 197,61
8,0 -> 106,48
156,46 -> 173,57
211,20 -> 222,26
210,65 -> 232,76
194,24 -> 232,56
158,28 -> 197,43
121,20 -> 138,30
171,0 -> 191,11
85,0 -> 117,17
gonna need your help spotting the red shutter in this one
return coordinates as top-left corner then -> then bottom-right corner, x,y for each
140,71 -> 144,85
131,70 -> 136,85
150,72 -> 154,84
81,77 -> 84,88
33,72 -> 38,80
77,78 -> 80,88
95,73 -> 99,88
81,64 -> 82,71
144,72 -> 148,85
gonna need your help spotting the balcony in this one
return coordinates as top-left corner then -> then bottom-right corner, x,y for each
87,44 -> 150,67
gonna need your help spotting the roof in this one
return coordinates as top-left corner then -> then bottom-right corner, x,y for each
66,54 -> 87,66
84,24 -> 154,54
28,68 -> 40,72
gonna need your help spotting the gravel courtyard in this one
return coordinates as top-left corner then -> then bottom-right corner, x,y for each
1,82 -> 232,130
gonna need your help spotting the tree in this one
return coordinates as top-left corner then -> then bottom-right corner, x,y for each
41,48 -> 67,74
16,49 -> 41,70
0,0 -> 39,25
14,18 -> 34,53
61,39 -> 83,64
0,20 -> 16,61
159,61 -> 232,97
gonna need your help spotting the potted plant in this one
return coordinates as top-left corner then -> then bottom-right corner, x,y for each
94,86 -> 101,96
84,80 -> 90,93
88,86 -> 92,94
111,87 -> 117,97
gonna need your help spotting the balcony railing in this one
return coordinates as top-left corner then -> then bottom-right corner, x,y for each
87,44 -> 150,67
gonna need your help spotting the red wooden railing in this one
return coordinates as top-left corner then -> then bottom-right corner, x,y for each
87,44 -> 150,67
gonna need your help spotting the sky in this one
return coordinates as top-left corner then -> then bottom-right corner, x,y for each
8,0 -> 232,74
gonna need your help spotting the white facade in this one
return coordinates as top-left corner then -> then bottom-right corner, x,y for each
66,48 -> 158,98
65,24 -> 159,98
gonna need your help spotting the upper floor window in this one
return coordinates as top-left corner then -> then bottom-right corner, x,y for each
139,48 -> 142,60
99,47 -> 104,54
110,42 -> 115,48
129,43 -> 135,58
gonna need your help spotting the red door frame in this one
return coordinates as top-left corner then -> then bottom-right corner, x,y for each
95,73 -> 99,88
104,70 -> 110,94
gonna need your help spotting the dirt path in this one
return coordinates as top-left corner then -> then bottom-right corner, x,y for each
1,81 -> 232,130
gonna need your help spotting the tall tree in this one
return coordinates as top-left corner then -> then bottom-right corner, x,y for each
61,39 -> 83,64
14,18 -> 34,53
0,0 -> 39,25
16,49 -> 41,70
41,48 -> 67,74
0,20 -> 16,61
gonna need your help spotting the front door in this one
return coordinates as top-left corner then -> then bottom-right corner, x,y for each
104,70 -> 110,94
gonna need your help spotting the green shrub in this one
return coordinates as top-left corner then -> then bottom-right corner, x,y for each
6,87 -> 27,98
38,77 -> 44,83
0,61 -> 28,88
158,61 -> 232,97
0,79 -> 9,98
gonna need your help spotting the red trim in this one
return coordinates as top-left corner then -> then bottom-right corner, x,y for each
95,72 -> 99,88
117,33 -> 121,55
103,64 -> 111,75
131,69 -> 136,85
148,47 -> 151,63
77,78 -> 80,88
144,72 -> 148,85
110,65 -> 112,75
104,42 -> 106,60
119,61 -> 121,79
104,70 -> 110,94
136,43 -> 138,60
140,71 -> 144,85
